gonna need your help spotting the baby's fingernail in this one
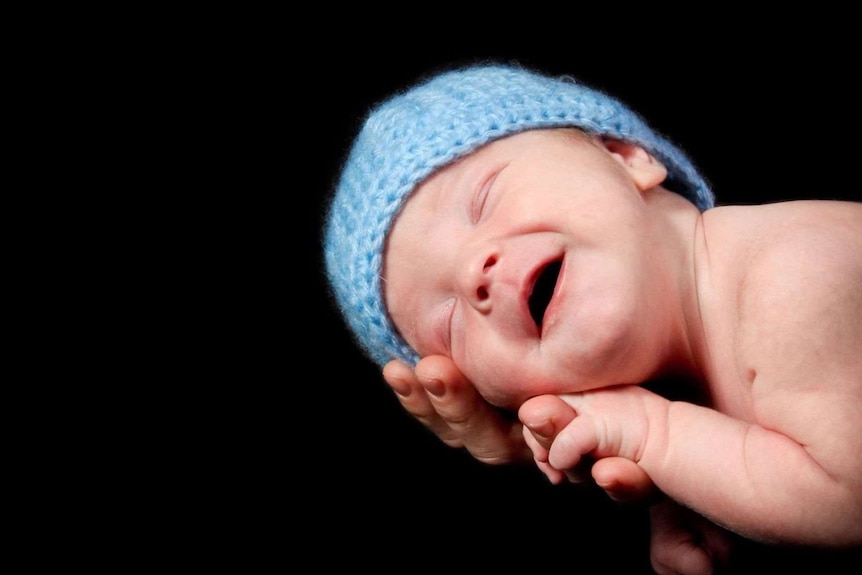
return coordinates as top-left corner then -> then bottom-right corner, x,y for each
421,377 -> 445,397
525,420 -> 553,441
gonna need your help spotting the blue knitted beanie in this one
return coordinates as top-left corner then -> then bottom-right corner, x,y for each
324,64 -> 714,369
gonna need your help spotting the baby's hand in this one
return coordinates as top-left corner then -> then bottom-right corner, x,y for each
518,386 -> 667,503
520,389 -> 660,504
517,394 -> 580,484
540,384 -> 665,471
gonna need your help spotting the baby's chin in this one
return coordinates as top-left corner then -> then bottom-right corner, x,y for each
468,373 -> 524,412
473,369 -> 570,412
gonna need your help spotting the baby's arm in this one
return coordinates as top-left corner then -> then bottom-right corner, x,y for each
535,384 -> 862,547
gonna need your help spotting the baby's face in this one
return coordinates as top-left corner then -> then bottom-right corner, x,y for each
384,129 -> 672,410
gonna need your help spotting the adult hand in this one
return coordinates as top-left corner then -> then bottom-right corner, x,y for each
649,498 -> 734,575
383,355 -> 532,465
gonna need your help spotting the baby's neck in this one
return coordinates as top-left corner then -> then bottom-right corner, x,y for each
641,187 -> 710,384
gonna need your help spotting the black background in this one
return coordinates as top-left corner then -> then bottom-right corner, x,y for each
283,33 -> 861,574
44,14 -> 862,573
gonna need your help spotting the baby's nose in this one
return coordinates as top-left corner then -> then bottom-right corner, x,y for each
459,251 -> 497,313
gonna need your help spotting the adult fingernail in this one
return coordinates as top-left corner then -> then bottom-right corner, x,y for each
421,377 -> 445,397
390,382 -> 412,398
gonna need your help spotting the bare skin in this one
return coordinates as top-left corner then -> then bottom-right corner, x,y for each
381,128 -> 862,574
384,356 -> 654,498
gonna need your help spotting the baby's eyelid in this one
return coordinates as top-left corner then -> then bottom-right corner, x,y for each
471,170 -> 499,223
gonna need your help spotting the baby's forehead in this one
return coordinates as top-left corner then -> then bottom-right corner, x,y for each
411,127 -> 592,186
390,128 -> 602,244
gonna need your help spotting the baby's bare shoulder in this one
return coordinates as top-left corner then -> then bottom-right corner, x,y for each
736,200 -> 862,385
706,200 -> 862,305
745,200 -> 862,296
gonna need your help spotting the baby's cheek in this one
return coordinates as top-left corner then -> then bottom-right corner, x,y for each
458,325 -> 536,410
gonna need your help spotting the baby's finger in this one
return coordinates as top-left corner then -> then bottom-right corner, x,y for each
519,394 -> 578,450
591,457 -> 659,505
563,458 -> 597,485
535,459 -> 567,485
547,415 -> 600,471
522,422 -> 550,462
523,424 -> 591,484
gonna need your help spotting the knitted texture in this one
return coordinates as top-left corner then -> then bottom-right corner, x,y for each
323,64 -> 714,368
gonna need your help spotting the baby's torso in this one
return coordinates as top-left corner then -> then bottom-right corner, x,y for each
695,200 -> 862,423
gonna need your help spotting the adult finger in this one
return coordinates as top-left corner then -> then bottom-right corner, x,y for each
649,500 -> 717,575
414,355 -> 532,465
383,359 -> 464,449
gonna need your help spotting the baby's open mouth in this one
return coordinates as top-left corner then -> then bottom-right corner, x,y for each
528,259 -> 562,330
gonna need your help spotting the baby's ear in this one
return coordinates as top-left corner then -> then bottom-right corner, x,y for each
599,138 -> 667,191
